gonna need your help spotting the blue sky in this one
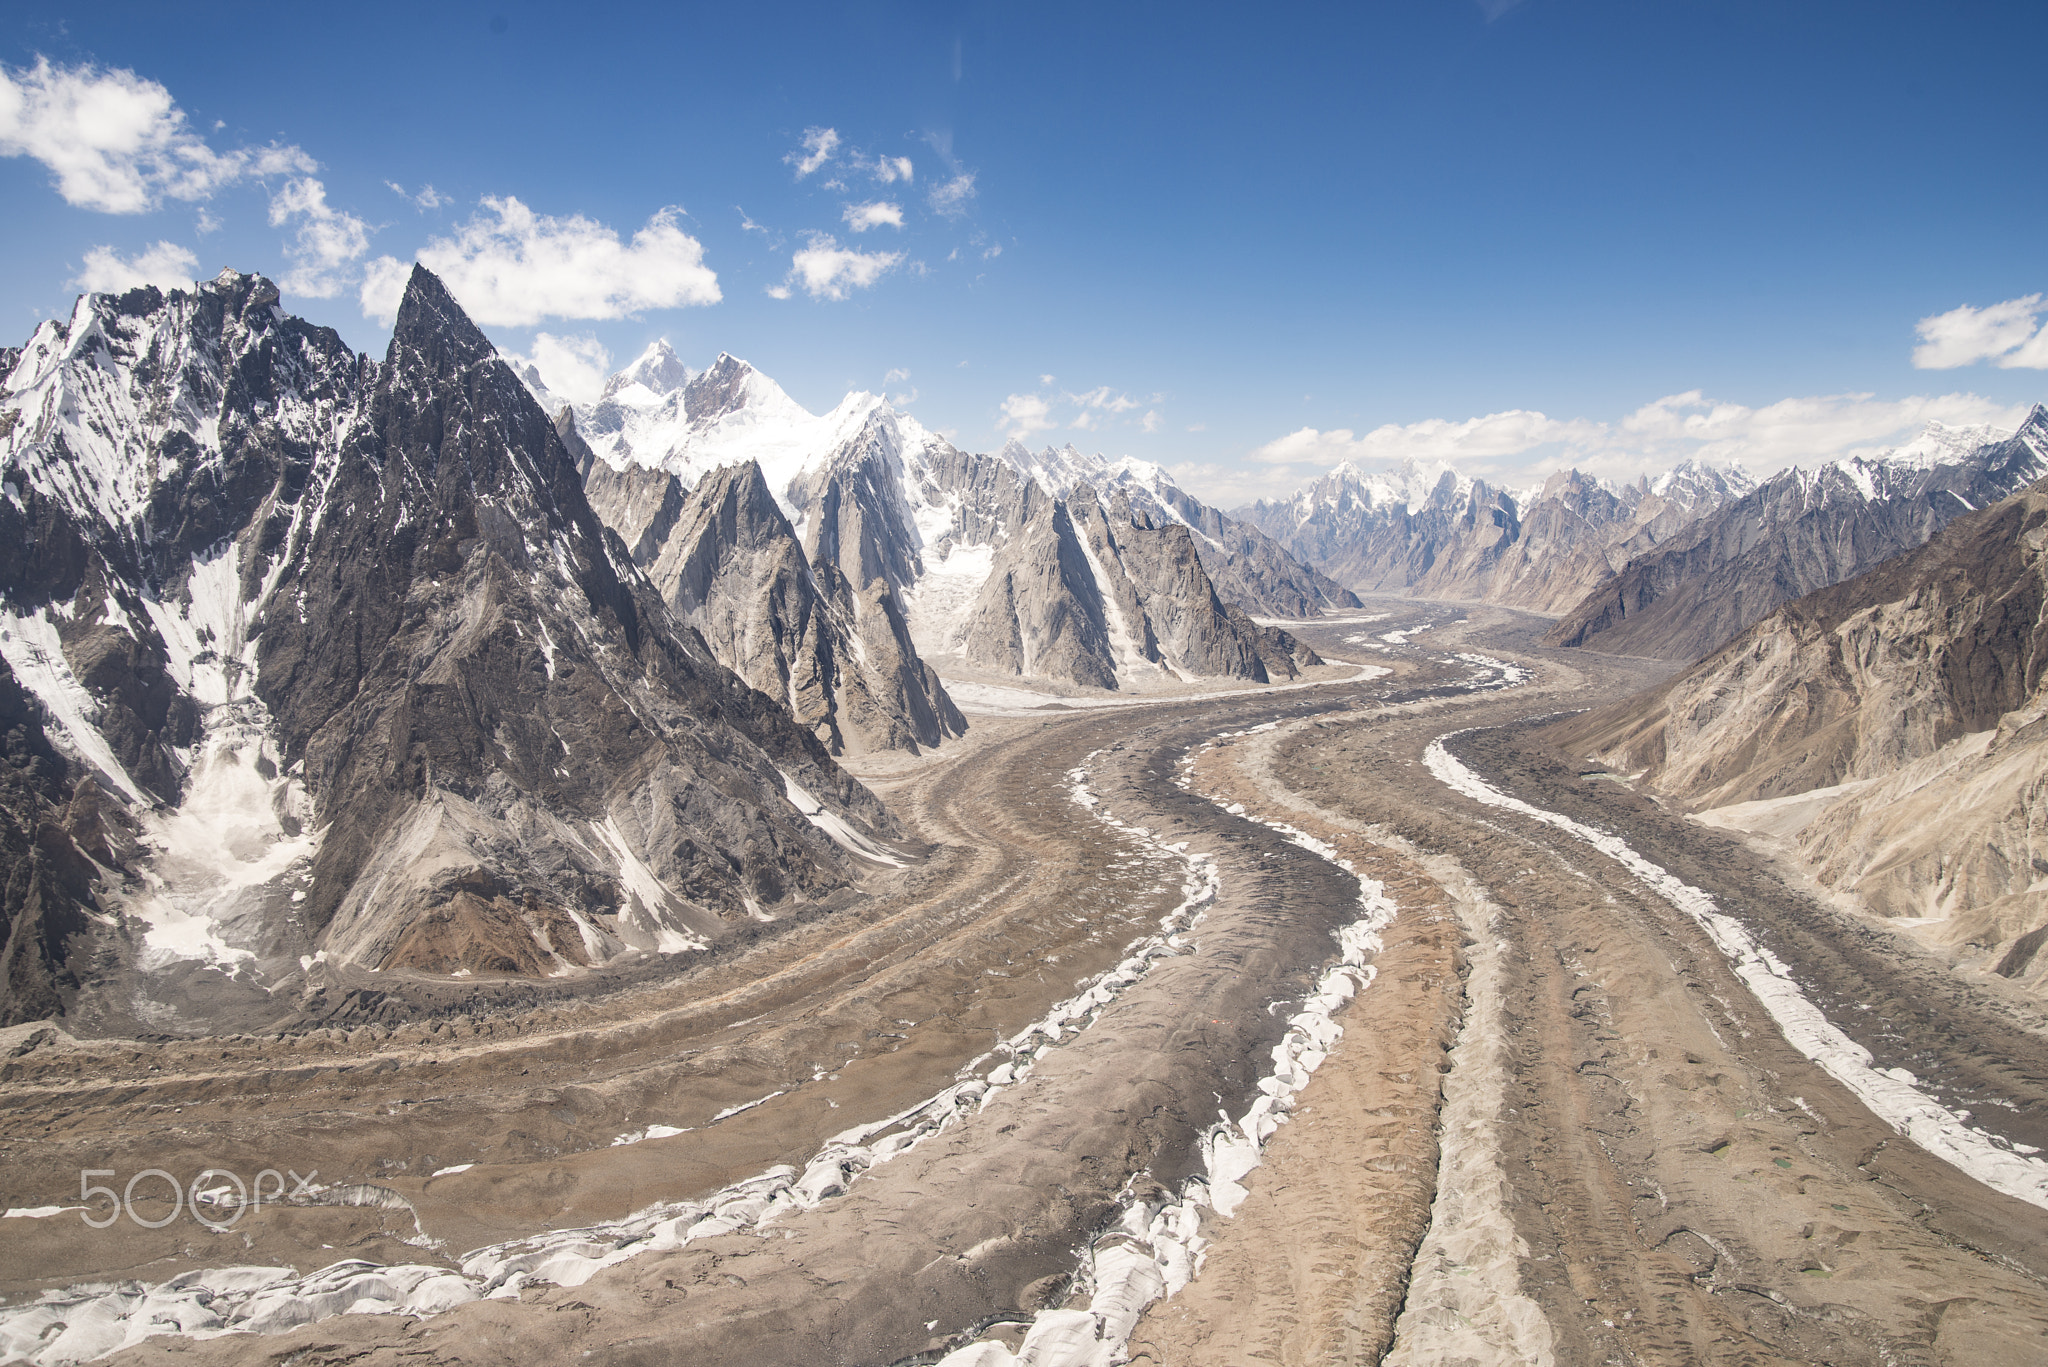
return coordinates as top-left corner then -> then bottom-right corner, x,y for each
3,0 -> 2045,505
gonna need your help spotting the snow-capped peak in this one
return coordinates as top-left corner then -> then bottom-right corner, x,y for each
612,339 -> 693,397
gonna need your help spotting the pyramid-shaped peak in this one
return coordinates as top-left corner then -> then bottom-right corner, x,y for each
618,339 -> 693,394
390,263 -> 495,371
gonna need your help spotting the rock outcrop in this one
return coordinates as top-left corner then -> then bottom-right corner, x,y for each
652,459 -> 964,756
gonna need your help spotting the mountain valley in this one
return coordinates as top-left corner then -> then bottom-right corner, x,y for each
1,273 -> 2047,1367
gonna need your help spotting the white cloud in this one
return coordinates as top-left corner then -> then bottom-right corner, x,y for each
929,172 -> 976,217
999,393 -> 1055,438
1253,410 -> 1601,467
773,233 -> 902,301
1069,386 -> 1141,414
269,177 -> 370,299
1250,389 -> 2035,486
884,367 -> 910,384
413,183 -> 444,210
508,332 -> 611,407
0,58 -> 314,214
862,154 -> 913,183
194,207 -> 220,235
69,240 -> 198,294
843,200 -> 904,232
787,126 -> 840,178
1143,410 -> 1162,433
359,196 -> 721,326
1913,293 -> 2048,369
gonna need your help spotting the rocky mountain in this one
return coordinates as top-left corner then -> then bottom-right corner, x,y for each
1234,456 -> 1754,614
1542,471 -> 2048,995
999,440 -> 1363,618
0,269 -> 894,1029
1545,413 -> 2048,659
527,351 -> 1337,701
648,457 -> 964,756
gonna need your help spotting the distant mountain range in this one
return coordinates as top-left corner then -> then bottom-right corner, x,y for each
1234,413 -> 2048,662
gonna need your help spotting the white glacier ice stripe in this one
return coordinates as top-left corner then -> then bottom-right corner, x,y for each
945,660 -> 1392,717
1380,838 -> 1555,1367
710,1092 -> 785,1122
940,740 -> 1399,1366
4,1206 -> 84,1219
0,756 -> 1220,1362
779,771 -> 908,867
1423,731 -> 2048,1211
430,1165 -> 474,1177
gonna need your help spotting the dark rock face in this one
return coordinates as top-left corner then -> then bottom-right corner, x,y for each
0,268 -> 893,1026
0,658 -> 110,1025
1546,412 -> 2048,661
255,267 -> 883,969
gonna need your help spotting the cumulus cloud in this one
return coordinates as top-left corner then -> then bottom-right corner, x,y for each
360,196 -> 721,325
884,367 -> 911,384
1070,386 -> 1142,414
69,240 -> 198,294
861,153 -> 913,183
1250,389 -> 2036,487
769,233 -> 902,301
843,200 -> 903,231
508,332 -> 612,407
929,172 -> 976,217
269,177 -> 370,299
0,58 -> 313,213
995,380 -> 1159,437
786,126 -> 840,178
999,393 -> 1055,438
1252,410 -> 1601,466
385,181 -> 443,210
1913,293 -> 2048,369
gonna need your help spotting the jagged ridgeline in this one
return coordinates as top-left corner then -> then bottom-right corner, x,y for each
536,345 -> 1342,713
0,267 -> 896,1030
